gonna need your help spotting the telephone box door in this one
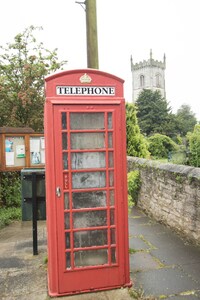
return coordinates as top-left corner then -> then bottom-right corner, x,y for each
53,104 -> 128,294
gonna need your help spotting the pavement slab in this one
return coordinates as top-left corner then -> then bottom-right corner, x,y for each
151,244 -> 200,266
129,236 -> 152,251
142,230 -> 187,250
133,267 -> 200,297
165,296 -> 200,300
129,216 -> 152,226
129,206 -> 146,217
179,263 -> 200,285
130,252 -> 161,272
129,222 -> 173,237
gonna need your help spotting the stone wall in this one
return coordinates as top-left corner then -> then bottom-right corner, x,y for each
127,156 -> 200,244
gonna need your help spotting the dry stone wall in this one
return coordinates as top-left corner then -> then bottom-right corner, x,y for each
127,156 -> 200,244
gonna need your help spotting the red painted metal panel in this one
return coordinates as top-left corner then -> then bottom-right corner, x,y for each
44,70 -> 131,296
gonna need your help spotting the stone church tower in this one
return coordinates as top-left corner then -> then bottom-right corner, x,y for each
131,50 -> 166,102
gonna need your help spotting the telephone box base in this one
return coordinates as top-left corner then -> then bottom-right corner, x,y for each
48,282 -> 132,297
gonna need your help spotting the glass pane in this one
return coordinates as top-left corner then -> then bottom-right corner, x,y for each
62,133 -> 67,150
74,249 -> 108,267
109,171 -> 114,187
108,112 -> 113,129
72,191 -> 106,209
30,137 -> 44,165
111,248 -> 116,263
110,209 -> 115,225
63,153 -> 68,170
108,152 -> 114,168
64,213 -> 70,229
65,232 -> 70,248
70,113 -> 104,129
71,133 -> 105,150
109,190 -> 115,206
62,112 -> 67,129
73,210 -> 107,228
71,152 -> 106,169
111,228 -> 115,244
5,136 -> 26,167
108,133 -> 113,148
66,252 -> 71,269
64,193 -> 69,209
74,229 -> 107,248
72,172 -> 106,189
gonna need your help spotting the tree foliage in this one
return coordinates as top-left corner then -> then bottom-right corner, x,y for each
135,90 -> 197,141
187,124 -> 200,167
136,89 -> 171,136
126,103 -> 149,158
0,26 -> 67,131
148,133 -> 179,159
176,104 -> 197,136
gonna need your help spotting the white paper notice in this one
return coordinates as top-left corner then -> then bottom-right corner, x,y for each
40,137 -> 45,149
6,152 -> 14,166
30,139 -> 40,152
41,150 -> 45,164
16,145 -> 25,158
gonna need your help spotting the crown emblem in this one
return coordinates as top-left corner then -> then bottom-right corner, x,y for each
79,73 -> 92,83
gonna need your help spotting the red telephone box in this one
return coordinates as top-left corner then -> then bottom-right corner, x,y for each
44,69 -> 131,296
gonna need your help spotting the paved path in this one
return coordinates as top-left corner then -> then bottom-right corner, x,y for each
0,207 -> 200,299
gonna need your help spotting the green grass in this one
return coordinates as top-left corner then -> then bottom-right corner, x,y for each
0,207 -> 21,229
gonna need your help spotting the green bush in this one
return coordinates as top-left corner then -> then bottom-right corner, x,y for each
148,133 -> 179,159
0,172 -> 21,208
0,207 -> 21,229
127,170 -> 141,210
0,172 -> 21,228
126,103 -> 150,158
188,124 -> 200,167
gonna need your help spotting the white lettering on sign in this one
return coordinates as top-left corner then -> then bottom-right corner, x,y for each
56,86 -> 115,96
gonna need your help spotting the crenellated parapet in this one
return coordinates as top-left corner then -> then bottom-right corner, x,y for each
131,55 -> 166,71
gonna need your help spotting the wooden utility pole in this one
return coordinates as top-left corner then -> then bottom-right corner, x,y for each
85,0 -> 99,69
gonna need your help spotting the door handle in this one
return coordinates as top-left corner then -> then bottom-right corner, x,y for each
56,187 -> 61,197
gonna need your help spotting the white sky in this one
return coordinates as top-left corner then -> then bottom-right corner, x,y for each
1,0 -> 200,120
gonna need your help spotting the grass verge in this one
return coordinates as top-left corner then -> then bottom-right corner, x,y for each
0,207 -> 21,229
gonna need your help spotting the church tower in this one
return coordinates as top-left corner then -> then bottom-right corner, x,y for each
131,50 -> 166,102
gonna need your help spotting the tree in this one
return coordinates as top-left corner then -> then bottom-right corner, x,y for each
187,124 -> 200,167
148,133 -> 179,159
176,104 -> 197,136
136,89 -> 171,136
0,26 -> 67,131
126,103 -> 149,158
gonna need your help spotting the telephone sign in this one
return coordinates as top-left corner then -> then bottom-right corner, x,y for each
56,85 -> 115,95
44,69 -> 131,296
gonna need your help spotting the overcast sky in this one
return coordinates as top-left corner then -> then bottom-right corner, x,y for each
1,0 -> 200,120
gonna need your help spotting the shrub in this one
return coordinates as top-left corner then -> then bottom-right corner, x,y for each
126,103 -> 150,158
188,124 -> 200,167
0,172 -> 21,228
148,133 -> 179,159
0,172 -> 21,208
0,207 -> 21,229
127,170 -> 141,210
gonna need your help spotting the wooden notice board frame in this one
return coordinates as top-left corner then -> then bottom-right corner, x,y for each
0,127 -> 45,172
